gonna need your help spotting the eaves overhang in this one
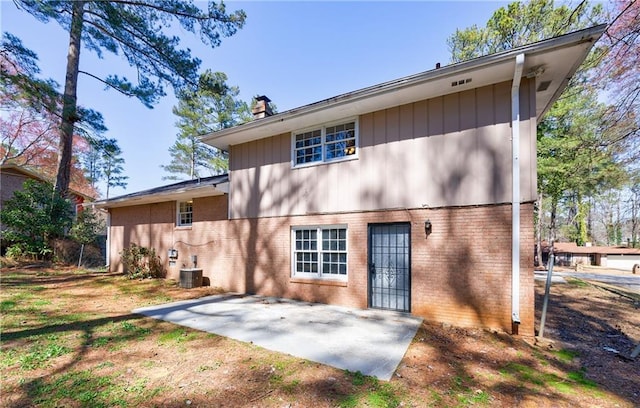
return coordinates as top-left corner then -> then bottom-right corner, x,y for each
1,163 -> 95,201
92,175 -> 229,209
201,25 -> 606,151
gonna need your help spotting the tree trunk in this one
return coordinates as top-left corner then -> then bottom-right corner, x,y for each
630,190 -> 639,247
55,1 -> 85,196
105,161 -> 111,199
549,198 -> 557,244
190,139 -> 196,179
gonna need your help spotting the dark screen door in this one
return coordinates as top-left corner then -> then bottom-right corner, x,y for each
368,223 -> 411,312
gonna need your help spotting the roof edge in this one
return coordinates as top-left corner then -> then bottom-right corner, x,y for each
93,174 -> 229,209
201,24 -> 606,149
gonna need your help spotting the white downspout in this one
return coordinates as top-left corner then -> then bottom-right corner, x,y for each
511,53 -> 525,326
105,211 -> 111,270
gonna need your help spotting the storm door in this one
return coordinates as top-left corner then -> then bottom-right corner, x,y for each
368,223 -> 411,312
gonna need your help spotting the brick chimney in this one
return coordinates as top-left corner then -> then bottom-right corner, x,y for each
252,95 -> 273,119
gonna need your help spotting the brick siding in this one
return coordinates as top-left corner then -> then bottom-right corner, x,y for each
108,199 -> 534,335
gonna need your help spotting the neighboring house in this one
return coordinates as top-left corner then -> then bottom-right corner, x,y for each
1,163 -> 109,260
95,26 -> 605,336
0,163 -> 91,216
552,242 -> 640,272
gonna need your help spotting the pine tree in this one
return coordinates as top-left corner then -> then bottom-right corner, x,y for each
446,0 -> 633,248
162,70 -> 251,180
9,1 -> 245,196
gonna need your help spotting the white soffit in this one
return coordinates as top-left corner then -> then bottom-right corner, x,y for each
201,25 -> 605,151
93,182 -> 228,209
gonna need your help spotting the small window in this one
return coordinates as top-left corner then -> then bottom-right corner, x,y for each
292,226 -> 347,280
177,200 -> 193,226
292,119 -> 357,167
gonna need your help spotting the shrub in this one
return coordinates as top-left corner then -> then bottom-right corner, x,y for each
120,243 -> 164,279
0,180 -> 73,260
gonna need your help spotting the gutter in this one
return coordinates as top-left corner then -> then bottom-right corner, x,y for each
201,24 -> 606,150
93,180 -> 229,209
511,53 -> 525,327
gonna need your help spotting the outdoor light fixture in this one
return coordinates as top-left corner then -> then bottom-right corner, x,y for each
424,219 -> 432,236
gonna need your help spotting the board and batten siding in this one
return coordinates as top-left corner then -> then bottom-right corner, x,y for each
229,79 -> 537,219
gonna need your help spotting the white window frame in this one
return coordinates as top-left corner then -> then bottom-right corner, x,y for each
176,200 -> 193,227
291,225 -> 348,280
291,118 -> 359,168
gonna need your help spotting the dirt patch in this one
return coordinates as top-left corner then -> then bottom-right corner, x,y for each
1,266 -> 639,407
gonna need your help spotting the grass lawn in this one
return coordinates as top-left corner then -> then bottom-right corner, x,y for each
1,266 -> 638,407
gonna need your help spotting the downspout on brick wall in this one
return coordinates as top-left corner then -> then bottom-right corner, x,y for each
511,53 -> 525,331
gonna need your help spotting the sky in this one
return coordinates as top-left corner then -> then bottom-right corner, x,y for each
1,0 -> 506,197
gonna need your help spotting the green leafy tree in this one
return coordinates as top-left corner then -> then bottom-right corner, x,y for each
537,83 -> 627,244
0,179 -> 73,259
162,70 -> 251,180
10,1 -> 246,196
447,0 -> 601,63
70,207 -> 105,266
446,0 -> 635,253
70,208 -> 103,246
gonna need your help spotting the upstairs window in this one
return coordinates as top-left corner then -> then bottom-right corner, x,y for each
177,200 -> 193,227
293,120 -> 357,166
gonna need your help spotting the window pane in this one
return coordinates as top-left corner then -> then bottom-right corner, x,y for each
178,201 -> 193,226
294,227 -> 347,278
294,122 -> 357,166
295,129 -> 323,165
324,122 -> 356,161
319,228 -> 347,276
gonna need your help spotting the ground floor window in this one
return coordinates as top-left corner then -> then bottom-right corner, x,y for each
292,225 -> 347,280
177,200 -> 193,226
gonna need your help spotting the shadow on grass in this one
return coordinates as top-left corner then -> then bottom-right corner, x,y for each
393,321 -> 630,406
0,269 -> 123,287
1,313 -> 144,342
1,270 -> 177,407
3,270 -> 638,407
533,280 -> 640,403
